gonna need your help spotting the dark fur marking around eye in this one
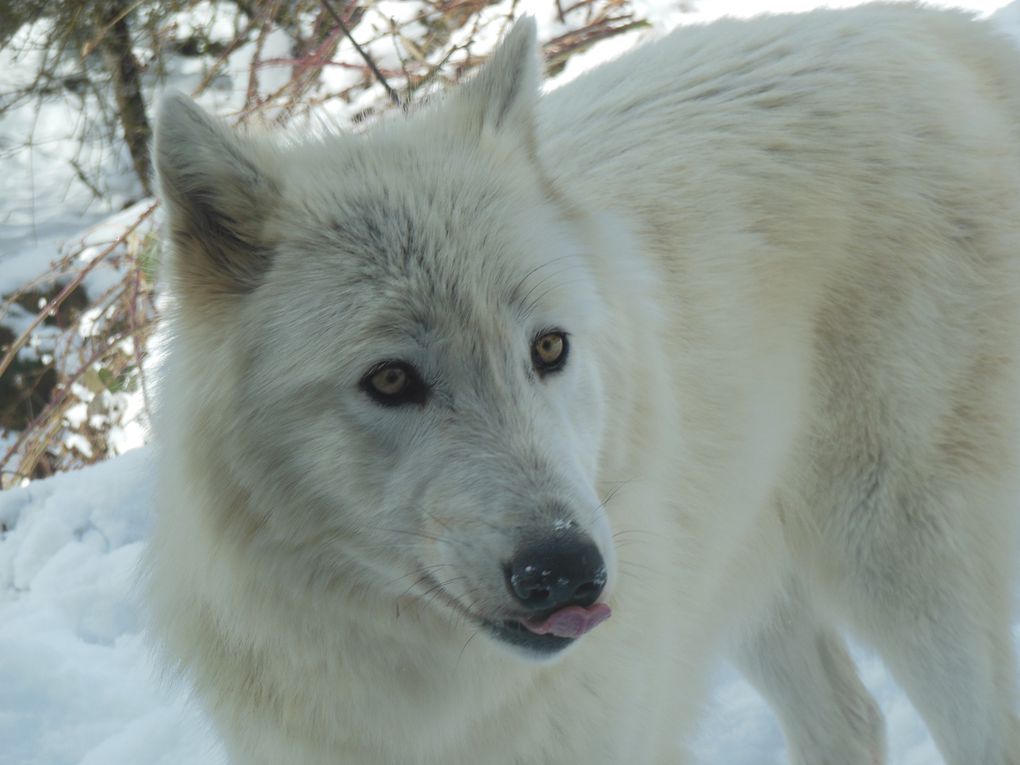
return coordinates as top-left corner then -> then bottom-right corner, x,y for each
531,330 -> 569,377
360,361 -> 429,407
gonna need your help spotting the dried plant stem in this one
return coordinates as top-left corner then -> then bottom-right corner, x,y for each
0,203 -> 156,383
0,319 -> 153,484
319,0 -> 403,109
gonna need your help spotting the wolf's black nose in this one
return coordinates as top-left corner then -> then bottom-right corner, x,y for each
506,538 -> 606,611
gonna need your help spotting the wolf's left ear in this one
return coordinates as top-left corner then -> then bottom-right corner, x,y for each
450,17 -> 540,147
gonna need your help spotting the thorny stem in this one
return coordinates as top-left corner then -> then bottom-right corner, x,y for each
0,318 -> 154,483
318,0 -> 403,109
0,203 -> 157,384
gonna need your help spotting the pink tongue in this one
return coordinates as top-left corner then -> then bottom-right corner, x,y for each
522,603 -> 612,638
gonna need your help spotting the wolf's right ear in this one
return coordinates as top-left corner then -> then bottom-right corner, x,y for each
155,93 -> 280,300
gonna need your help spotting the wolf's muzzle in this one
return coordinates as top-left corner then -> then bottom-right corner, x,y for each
485,536 -> 610,654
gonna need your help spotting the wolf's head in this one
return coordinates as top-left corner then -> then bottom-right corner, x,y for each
155,20 -> 616,660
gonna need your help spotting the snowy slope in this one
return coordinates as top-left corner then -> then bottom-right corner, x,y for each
0,448 -> 224,765
3,2 -> 1020,764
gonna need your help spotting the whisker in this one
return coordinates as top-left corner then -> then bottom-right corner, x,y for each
612,529 -> 659,540
519,265 -> 584,316
425,513 -> 457,534
618,560 -> 662,576
510,254 -> 582,303
422,576 -> 468,611
385,563 -> 454,589
399,572 -> 437,602
523,276 -> 592,318
574,477 -> 637,537
458,629 -> 481,663
364,525 -> 471,548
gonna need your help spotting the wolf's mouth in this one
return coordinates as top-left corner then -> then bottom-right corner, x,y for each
415,569 -> 611,655
484,603 -> 612,655
484,618 -> 577,654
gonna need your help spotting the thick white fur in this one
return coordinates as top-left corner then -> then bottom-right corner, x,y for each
149,5 -> 1020,764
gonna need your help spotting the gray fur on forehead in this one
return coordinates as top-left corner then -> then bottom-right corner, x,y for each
279,182 -> 555,320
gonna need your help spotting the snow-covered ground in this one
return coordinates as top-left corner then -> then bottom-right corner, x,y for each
3,1 -> 1020,763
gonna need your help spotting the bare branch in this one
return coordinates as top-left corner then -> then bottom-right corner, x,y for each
319,0 -> 403,109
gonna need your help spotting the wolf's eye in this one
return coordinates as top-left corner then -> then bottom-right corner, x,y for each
360,362 -> 428,407
532,330 -> 569,375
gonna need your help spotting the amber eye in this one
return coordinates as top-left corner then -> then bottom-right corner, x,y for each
532,330 -> 569,375
372,366 -> 406,395
360,362 -> 428,407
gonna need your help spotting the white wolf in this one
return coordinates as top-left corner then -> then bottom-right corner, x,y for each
148,4 -> 1020,764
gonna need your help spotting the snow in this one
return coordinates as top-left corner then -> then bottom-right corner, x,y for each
2,1 -> 1019,763
0,27 -> 140,299
0,449 -> 225,765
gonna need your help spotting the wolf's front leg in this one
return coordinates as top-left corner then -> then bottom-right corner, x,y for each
733,580 -> 885,765
831,480 -> 1020,765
